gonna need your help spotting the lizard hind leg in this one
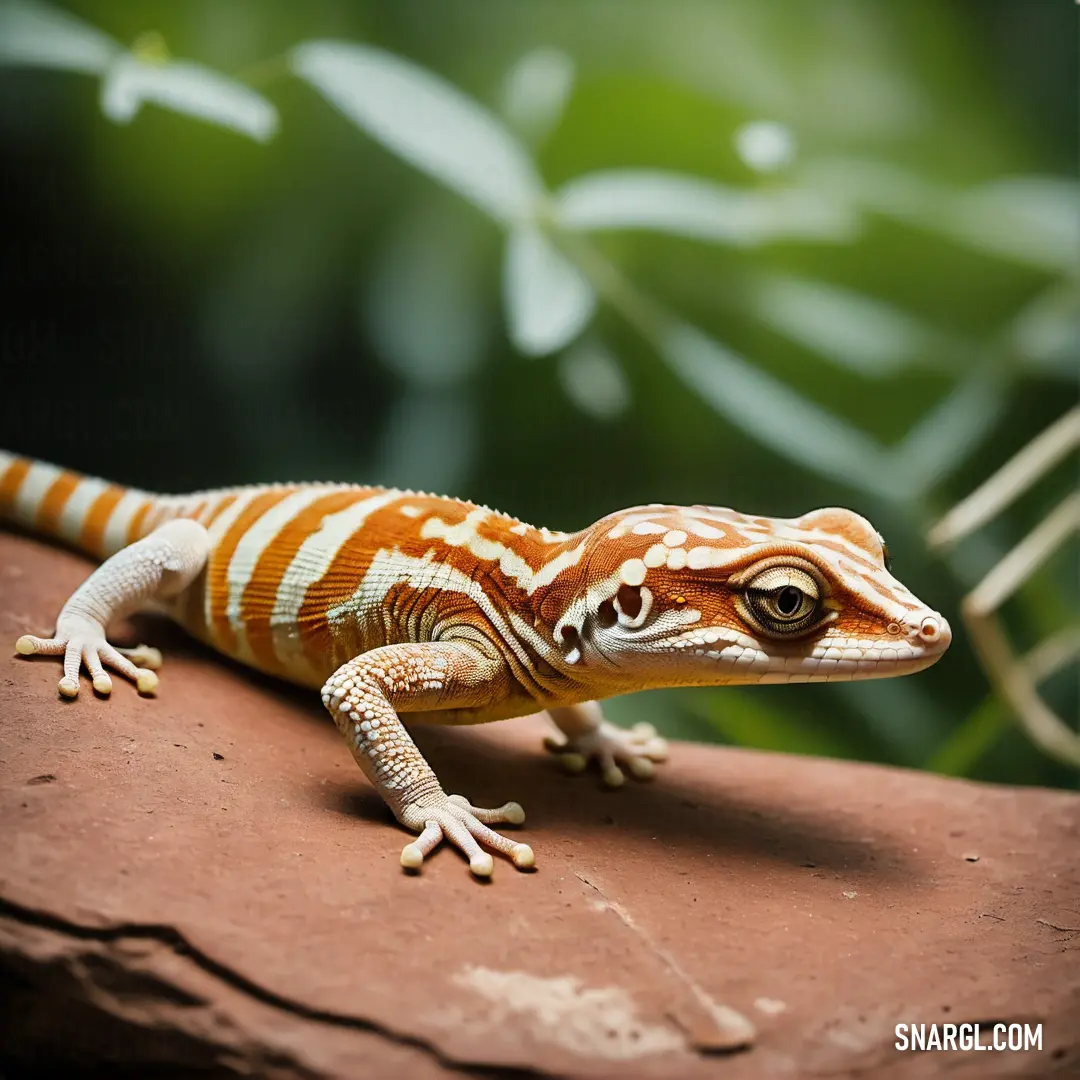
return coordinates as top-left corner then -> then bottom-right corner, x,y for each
15,518 -> 209,698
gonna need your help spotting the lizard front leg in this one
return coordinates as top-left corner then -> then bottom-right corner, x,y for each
545,700 -> 668,787
15,519 -> 209,697
322,640 -> 535,878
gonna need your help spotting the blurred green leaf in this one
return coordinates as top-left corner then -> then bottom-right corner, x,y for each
757,186 -> 860,243
802,159 -> 1080,273
502,223 -> 596,356
0,0 -> 118,75
556,169 -> 759,245
556,340 -> 630,420
750,274 -> 934,377
1011,282 -> 1079,374
661,321 -> 892,494
944,177 -> 1080,273
100,53 -> 279,141
291,40 -> 543,223
892,369 -> 1006,499
500,46 -> 575,145
555,169 -> 855,246
798,156 -> 939,221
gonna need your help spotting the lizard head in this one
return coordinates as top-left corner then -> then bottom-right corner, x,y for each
553,504 -> 950,690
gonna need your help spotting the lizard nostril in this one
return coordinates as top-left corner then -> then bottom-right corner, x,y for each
916,615 -> 951,648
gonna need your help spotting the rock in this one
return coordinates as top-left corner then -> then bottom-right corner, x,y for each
1,531 -> 1077,1078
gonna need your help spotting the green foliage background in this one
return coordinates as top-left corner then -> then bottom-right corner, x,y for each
1,0 -> 1076,787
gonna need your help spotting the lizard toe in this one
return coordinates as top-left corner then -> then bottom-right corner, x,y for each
552,719 -> 668,785
116,644 -> 163,670
16,622 -> 161,698
398,794 -> 532,876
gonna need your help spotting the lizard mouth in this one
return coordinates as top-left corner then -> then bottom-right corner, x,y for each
661,620 -> 951,684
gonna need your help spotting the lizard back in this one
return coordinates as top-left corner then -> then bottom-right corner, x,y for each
0,454 -> 584,695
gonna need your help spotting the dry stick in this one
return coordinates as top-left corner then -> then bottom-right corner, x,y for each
927,406 -> 1080,548
961,495 -> 1080,768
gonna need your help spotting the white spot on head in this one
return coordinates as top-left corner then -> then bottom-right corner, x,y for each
685,521 -> 725,540
686,546 -> 716,571
666,548 -> 687,571
399,505 -> 423,518
662,530 -> 687,548
619,558 -> 647,587
643,543 -> 667,569
631,520 -> 667,536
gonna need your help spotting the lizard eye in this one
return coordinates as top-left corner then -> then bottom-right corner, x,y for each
736,564 -> 823,637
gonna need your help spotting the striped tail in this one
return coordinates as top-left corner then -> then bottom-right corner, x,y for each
0,451 -> 161,561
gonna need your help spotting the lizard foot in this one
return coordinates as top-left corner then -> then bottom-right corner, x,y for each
398,793 -> 533,877
545,719 -> 669,787
15,614 -> 160,698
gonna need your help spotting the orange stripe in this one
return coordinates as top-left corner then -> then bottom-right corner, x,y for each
205,489 -> 296,653
80,485 -> 126,557
126,500 -> 153,543
182,570 -> 210,644
0,458 -> 31,516
294,498 -> 438,673
36,473 -> 81,534
203,494 -> 237,527
240,490 -> 375,674
812,538 -> 881,574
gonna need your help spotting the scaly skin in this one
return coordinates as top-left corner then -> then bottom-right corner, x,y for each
0,452 -> 951,876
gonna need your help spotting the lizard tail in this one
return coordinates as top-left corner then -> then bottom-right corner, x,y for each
0,450 -> 161,561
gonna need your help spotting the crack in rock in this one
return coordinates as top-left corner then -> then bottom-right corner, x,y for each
574,872 -> 756,1052
0,895 -> 553,1079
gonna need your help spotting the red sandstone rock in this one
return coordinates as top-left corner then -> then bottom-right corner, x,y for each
1,531 -> 1077,1078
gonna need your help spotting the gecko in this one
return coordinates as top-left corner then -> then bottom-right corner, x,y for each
0,451 -> 951,877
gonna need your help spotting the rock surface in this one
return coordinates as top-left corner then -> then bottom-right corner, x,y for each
0,531 -> 1077,1079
